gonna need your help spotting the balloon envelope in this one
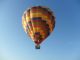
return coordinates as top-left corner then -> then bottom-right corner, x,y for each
22,6 -> 55,49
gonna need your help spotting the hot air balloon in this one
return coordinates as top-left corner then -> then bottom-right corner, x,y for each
22,6 -> 55,49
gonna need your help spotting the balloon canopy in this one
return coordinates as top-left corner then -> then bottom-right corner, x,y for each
22,6 -> 55,49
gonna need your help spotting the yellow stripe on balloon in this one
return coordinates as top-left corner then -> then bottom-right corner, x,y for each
22,16 -> 27,32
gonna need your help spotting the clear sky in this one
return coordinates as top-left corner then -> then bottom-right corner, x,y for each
0,0 -> 80,60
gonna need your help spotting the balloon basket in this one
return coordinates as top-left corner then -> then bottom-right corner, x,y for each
35,45 -> 40,49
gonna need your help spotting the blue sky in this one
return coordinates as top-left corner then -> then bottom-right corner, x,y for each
0,0 -> 80,60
